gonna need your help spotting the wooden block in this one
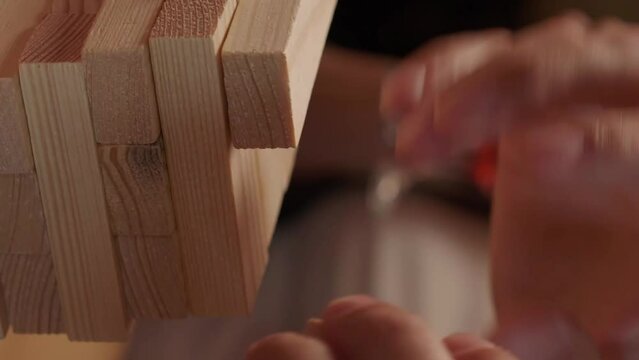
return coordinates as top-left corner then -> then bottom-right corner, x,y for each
222,0 -> 336,149
19,14 -> 128,341
83,0 -> 164,144
0,281 -> 7,339
230,148 -> 296,304
150,0 -> 246,315
0,175 -> 48,255
99,144 -> 176,237
51,0 -> 102,14
0,0 -> 51,173
0,254 -> 64,334
150,0 -> 298,314
117,236 -> 187,319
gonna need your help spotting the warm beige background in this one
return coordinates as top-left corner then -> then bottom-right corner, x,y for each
0,331 -> 124,360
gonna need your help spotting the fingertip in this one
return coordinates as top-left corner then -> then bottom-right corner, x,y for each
454,346 -> 519,360
444,333 -> 496,356
246,333 -> 334,360
322,295 -> 379,321
321,297 -> 452,360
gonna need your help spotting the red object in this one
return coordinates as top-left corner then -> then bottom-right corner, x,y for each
472,144 -> 498,194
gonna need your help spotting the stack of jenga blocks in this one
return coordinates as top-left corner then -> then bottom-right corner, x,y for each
0,0 -> 336,341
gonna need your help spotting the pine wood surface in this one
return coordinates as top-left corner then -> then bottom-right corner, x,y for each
0,254 -> 64,334
0,0 -> 50,173
83,0 -> 164,144
19,13 -> 128,341
99,144 -> 176,237
222,0 -> 336,148
150,0 -> 247,315
118,235 -> 187,319
0,175 -> 48,255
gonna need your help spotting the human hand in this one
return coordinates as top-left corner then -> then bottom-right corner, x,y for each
246,295 -> 603,360
380,12 -> 639,340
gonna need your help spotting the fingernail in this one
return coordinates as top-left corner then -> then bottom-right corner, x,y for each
444,333 -> 496,356
494,314 -> 600,360
322,295 -> 378,321
381,64 -> 427,121
304,318 -> 324,339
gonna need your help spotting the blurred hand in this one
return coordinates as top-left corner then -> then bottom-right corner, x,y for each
381,11 -> 639,166
246,295 -> 604,360
381,12 -> 639,342
246,295 -> 518,360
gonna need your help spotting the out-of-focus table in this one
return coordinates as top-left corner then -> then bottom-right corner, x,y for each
128,189 -> 495,360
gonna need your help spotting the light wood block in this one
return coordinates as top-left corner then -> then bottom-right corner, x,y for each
99,144 -> 176,237
0,0 -> 50,174
150,0 -> 245,315
150,0 -> 298,314
222,0 -> 336,149
0,175 -> 48,255
83,0 -> 164,144
0,254 -> 64,334
230,148 -> 296,303
19,13 -> 128,341
118,236 -> 187,319
51,0 -> 102,14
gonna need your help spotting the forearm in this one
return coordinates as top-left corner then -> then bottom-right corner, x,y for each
294,46 -> 397,179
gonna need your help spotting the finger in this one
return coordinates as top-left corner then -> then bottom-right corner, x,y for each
515,10 -> 591,47
380,29 -> 512,120
444,333 -> 497,356
320,295 -> 453,360
304,318 -> 324,338
387,30 -> 512,164
496,110 -> 639,185
435,18 -> 639,154
246,333 -> 334,360
454,347 -> 519,360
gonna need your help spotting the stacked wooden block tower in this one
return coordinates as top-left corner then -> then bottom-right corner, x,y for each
0,0 -> 335,341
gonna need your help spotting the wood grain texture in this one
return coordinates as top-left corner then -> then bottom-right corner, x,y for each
150,0 -> 247,315
0,254 -> 64,334
0,175 -> 48,255
0,281 -> 7,339
19,14 -> 128,341
50,0 -> 102,14
222,0 -> 336,149
151,0 -> 298,314
0,0 -> 51,173
99,144 -> 176,237
118,236 -> 187,319
83,0 -> 163,144
230,148 -> 296,304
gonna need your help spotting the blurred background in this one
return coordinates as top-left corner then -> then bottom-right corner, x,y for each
2,0 -> 639,358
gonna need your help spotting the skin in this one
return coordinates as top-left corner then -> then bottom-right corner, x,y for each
247,296 -> 518,360
250,12 -> 639,360
383,9 -> 639,349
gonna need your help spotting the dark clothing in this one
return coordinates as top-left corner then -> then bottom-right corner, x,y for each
328,0 -> 522,57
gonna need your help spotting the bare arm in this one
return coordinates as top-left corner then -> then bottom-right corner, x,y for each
294,46 -> 396,179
